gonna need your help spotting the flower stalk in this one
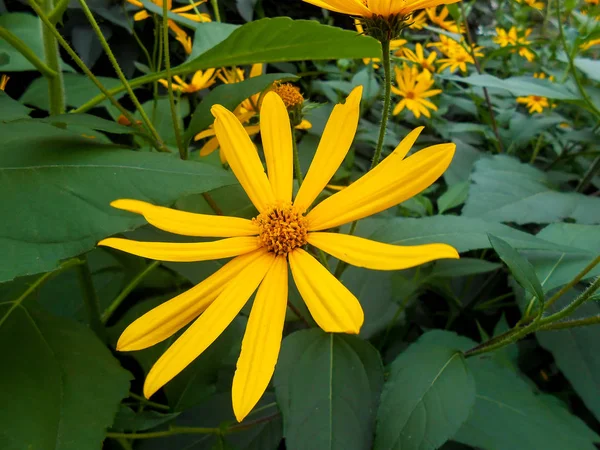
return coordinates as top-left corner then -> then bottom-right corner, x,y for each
0,27 -> 58,78
371,38 -> 391,169
40,0 -> 65,115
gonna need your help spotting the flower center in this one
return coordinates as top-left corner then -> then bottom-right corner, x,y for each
253,205 -> 308,256
406,91 -> 416,99
273,83 -> 305,110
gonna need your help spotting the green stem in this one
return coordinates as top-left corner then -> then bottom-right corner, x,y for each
76,0 -> 166,150
210,0 -> 221,22
371,39 -> 391,170
544,255 -> 600,310
47,0 -> 69,24
0,27 -> 58,78
537,315 -> 600,331
556,0 -> 600,119
576,155 -> 600,193
128,392 -> 170,411
101,261 -> 161,324
317,249 -> 330,271
202,192 -> 224,215
161,10 -> 185,159
77,256 -> 107,342
29,0 -> 144,132
529,133 -> 544,164
333,220 -> 357,279
40,0 -> 65,115
292,129 -> 304,185
107,427 -> 219,439
539,276 -> 600,326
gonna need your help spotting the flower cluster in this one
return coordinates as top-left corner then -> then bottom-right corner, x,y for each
493,26 -> 535,62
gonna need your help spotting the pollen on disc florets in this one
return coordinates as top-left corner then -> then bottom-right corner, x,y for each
253,204 -> 308,256
273,83 -> 304,110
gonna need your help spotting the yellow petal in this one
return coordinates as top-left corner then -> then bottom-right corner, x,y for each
194,128 -> 216,140
212,105 -> 276,212
199,137 -> 220,156
143,251 -> 275,398
98,236 -> 260,262
260,92 -> 293,203
307,232 -> 459,271
293,86 -> 363,213
307,133 -> 455,230
110,199 -> 258,237
133,10 -> 150,21
232,256 -> 288,422
302,0 -> 372,16
289,248 -> 363,334
117,249 -> 265,351
295,119 -> 312,130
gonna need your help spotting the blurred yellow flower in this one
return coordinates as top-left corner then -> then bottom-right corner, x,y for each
428,35 -> 483,73
392,62 -> 442,118
534,72 -> 554,81
403,43 -> 437,74
514,0 -> 544,10
580,38 -> 600,51
409,10 -> 428,29
493,27 -> 535,61
0,74 -> 8,91
517,95 -> 549,113
99,87 -> 458,423
426,6 -> 463,33
584,0 -> 598,4
219,63 -> 264,115
302,0 -> 461,19
158,69 -> 218,93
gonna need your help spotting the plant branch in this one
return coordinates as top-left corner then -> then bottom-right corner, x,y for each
0,27 -> 58,78
77,256 -> 107,342
40,0 -> 65,115
371,38 -> 391,169
544,255 -> 600,310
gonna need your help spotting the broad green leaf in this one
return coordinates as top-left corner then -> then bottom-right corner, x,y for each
0,302 -> 131,450
112,406 -> 180,432
0,142 -> 235,282
573,57 -> 600,82
21,73 -> 125,109
185,73 -> 298,142
0,91 -> 31,121
188,22 -> 240,60
0,13 -> 73,72
463,155 -> 600,224
526,223 -> 600,293
179,18 -> 381,72
488,234 -> 545,303
533,289 -> 600,422
274,329 -> 384,450
375,331 -> 476,450
364,215 -> 578,253
38,113 -> 138,134
440,73 -> 580,100
454,358 -> 600,450
429,258 -> 501,278
437,181 -> 469,214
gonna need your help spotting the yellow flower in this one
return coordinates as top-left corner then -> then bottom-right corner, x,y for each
534,72 -> 554,81
585,0 -> 598,4
517,95 -> 549,113
218,63 -> 264,115
0,74 -> 8,91
99,87 -> 458,422
403,43 -> 437,74
493,27 -> 535,61
425,6 -> 463,33
158,69 -> 218,93
355,21 -> 407,65
437,41 -> 480,73
580,38 -> 600,51
171,21 -> 193,54
514,0 -> 544,9
409,10 -> 427,29
392,62 -> 442,118
302,0 -> 461,19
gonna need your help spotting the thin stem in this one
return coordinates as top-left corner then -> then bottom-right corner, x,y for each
0,27 -> 58,78
539,276 -> 600,326
317,249 -> 331,271
47,0 -> 69,23
291,128 -> 304,185
101,261 -> 161,324
128,392 -> 170,411
210,0 -> 221,22
77,256 -> 107,342
333,220 -> 358,279
460,2 -> 503,153
161,10 -> 185,159
529,133 -> 544,164
538,315 -> 600,331
287,301 -> 311,328
76,0 -> 166,150
202,192 -> 224,215
556,0 -> 600,119
371,39 -> 391,169
40,0 -> 65,115
544,255 -> 600,310
29,0 -> 144,133
576,155 -> 600,193
107,426 -> 219,439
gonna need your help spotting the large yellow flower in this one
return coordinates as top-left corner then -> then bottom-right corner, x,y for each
98,86 -> 458,422
302,0 -> 460,19
392,62 -> 442,118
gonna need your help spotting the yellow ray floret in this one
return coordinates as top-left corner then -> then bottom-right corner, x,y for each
99,87 -> 458,423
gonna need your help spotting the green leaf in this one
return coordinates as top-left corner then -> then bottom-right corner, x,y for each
463,155 -> 600,224
526,223 -> 600,293
179,18 -> 381,73
185,73 -> 297,142
437,181 -> 469,214
488,234 -> 545,303
37,113 -> 138,135
440,73 -> 580,100
0,91 -> 31,121
364,215 -> 577,253
374,331 -> 476,450
573,57 -> 600,82
112,406 -> 180,432
429,258 -> 501,278
0,13 -> 73,72
534,289 -> 600,422
0,302 -> 131,450
188,22 -> 240,60
274,329 -> 384,450
21,73 -> 125,110
454,358 -> 600,450
0,143 -> 235,282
